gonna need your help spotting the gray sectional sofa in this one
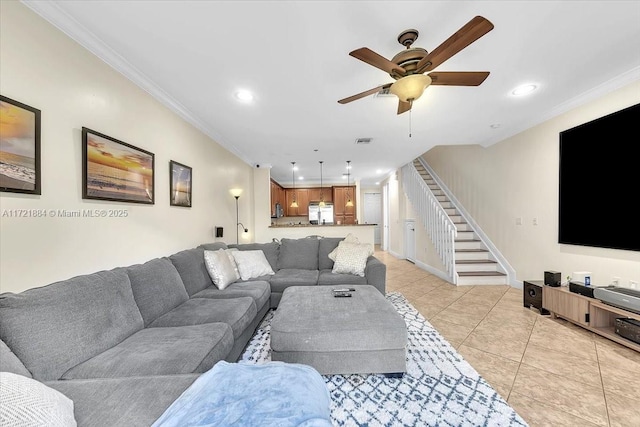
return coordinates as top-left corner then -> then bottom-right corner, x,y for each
0,236 -> 386,426
213,237 -> 387,307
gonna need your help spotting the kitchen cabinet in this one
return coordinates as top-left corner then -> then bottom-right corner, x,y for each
285,188 -> 309,216
270,180 -> 286,217
333,186 -> 356,224
308,188 -> 332,204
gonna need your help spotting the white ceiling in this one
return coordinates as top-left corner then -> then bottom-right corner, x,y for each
24,1 -> 640,186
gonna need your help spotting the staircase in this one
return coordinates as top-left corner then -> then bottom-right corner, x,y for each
405,159 -> 508,286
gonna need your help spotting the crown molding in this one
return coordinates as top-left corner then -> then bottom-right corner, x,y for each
21,0 -> 253,165
480,67 -> 640,147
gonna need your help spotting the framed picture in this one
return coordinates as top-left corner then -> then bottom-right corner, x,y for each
0,95 -> 41,195
82,127 -> 154,204
170,160 -> 192,207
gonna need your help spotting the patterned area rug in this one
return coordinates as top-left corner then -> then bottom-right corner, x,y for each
240,292 -> 528,427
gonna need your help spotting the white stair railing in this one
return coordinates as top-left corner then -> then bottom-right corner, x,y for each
401,162 -> 458,283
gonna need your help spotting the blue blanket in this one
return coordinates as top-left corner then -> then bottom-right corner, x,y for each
152,361 -> 333,427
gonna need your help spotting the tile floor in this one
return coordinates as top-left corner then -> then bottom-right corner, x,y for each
375,249 -> 640,427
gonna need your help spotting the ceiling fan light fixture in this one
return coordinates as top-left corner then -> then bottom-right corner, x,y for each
389,74 -> 432,102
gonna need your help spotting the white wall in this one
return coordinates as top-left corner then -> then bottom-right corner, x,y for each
419,81 -> 640,287
0,2 -> 253,293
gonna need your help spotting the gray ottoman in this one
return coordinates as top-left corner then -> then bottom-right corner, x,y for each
270,285 -> 407,375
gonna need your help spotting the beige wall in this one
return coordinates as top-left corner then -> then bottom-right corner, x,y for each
419,81 -> 640,287
404,197 -> 447,276
0,2 -> 253,293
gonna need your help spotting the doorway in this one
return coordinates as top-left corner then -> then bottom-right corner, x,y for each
382,184 -> 389,251
363,192 -> 382,244
405,220 -> 416,263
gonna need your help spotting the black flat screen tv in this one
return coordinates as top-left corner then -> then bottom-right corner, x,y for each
558,102 -> 640,252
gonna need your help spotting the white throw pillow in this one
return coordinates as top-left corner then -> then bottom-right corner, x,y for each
331,242 -> 374,277
204,249 -> 240,290
225,248 -> 240,278
0,372 -> 77,427
328,233 -> 361,261
231,250 -> 275,281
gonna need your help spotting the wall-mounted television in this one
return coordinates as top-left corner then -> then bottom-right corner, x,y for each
558,102 -> 640,252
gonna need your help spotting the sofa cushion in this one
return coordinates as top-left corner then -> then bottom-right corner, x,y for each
123,258 -> 189,327
0,269 -> 143,381
229,242 -> 280,272
0,339 -> 31,378
192,281 -> 270,313
0,372 -> 77,427
277,238 -> 320,270
148,297 -> 257,339
317,270 -> 368,286
169,247 -> 212,296
198,242 -> 228,251
318,237 -> 343,270
62,323 -> 233,379
269,269 -> 319,294
46,374 -> 198,427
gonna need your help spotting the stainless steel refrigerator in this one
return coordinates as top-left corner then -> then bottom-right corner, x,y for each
308,202 -> 334,225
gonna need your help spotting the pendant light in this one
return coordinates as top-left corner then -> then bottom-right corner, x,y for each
290,162 -> 299,208
345,160 -> 354,207
318,161 -> 326,207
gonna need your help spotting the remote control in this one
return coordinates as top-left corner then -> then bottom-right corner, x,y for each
333,288 -> 356,292
333,292 -> 352,297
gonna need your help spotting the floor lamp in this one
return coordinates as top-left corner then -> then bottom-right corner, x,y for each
230,189 -> 248,244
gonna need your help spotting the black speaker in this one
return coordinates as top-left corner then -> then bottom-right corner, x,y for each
523,280 -> 550,315
544,270 -> 561,287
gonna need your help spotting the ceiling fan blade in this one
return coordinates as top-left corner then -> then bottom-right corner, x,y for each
429,71 -> 490,86
338,83 -> 391,104
397,100 -> 412,115
415,16 -> 494,73
349,47 -> 406,76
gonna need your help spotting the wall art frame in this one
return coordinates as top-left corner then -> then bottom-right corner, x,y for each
169,160 -> 192,207
0,95 -> 41,195
82,127 -> 155,204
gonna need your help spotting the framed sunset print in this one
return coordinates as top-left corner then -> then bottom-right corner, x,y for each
0,95 -> 41,195
170,160 -> 192,207
82,127 -> 154,204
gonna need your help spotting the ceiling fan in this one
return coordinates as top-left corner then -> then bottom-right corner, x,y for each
338,16 -> 494,115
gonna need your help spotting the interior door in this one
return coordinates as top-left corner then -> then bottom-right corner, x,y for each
382,184 -> 389,251
405,220 -> 416,262
363,192 -> 382,245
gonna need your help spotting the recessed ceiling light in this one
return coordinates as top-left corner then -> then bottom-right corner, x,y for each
293,166 -> 299,171
298,176 -> 304,180
511,84 -> 538,97
375,182 -> 380,185
235,90 -> 254,101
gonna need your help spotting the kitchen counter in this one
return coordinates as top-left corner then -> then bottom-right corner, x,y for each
269,223 -> 376,228
264,223 -> 377,245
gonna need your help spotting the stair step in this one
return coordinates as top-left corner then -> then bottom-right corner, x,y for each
456,249 -> 490,260
457,272 -> 508,286
458,271 -> 506,277
456,259 -> 496,264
